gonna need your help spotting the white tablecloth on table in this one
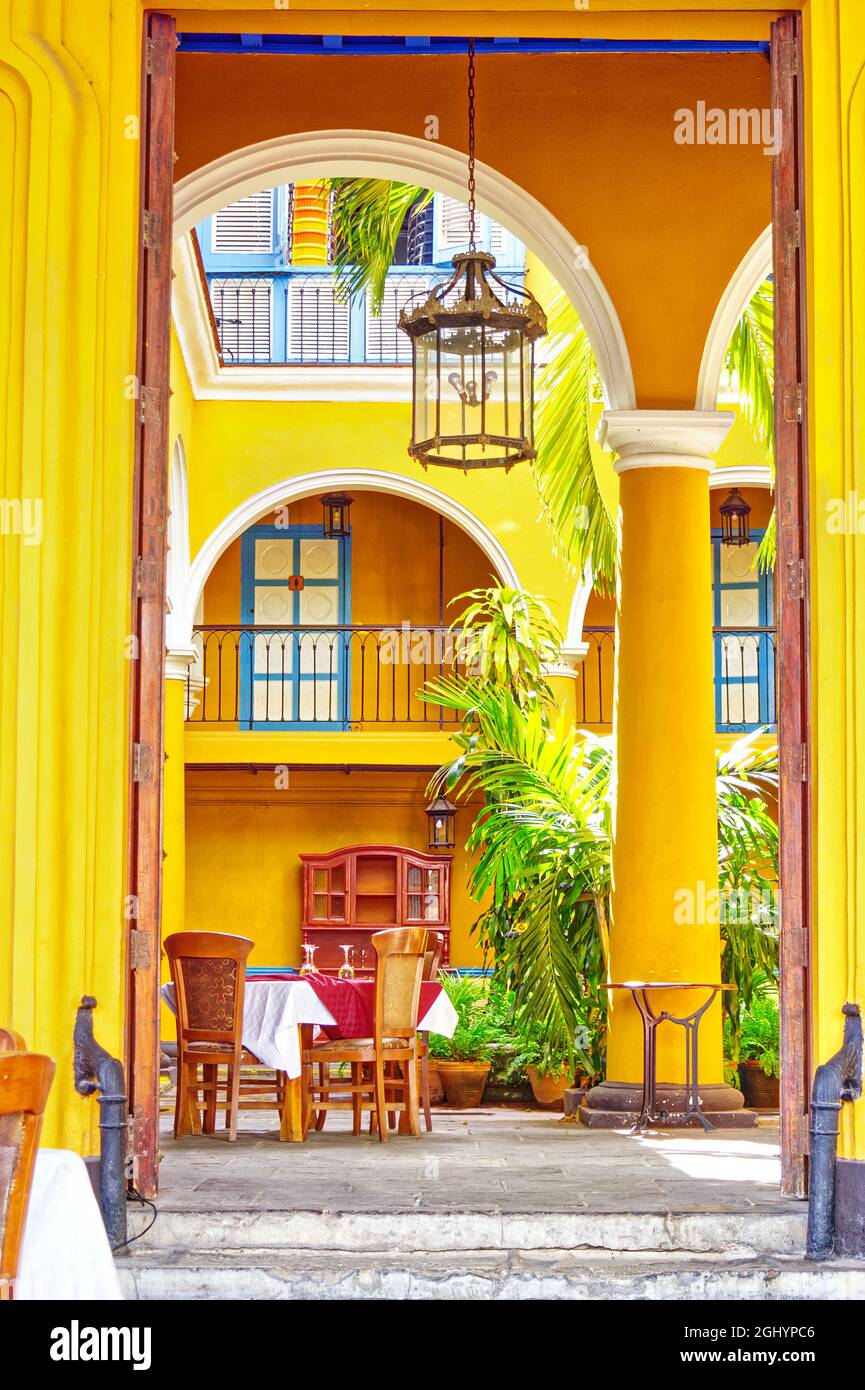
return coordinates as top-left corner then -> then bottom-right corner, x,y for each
16,1149 -> 124,1301
162,978 -> 458,1080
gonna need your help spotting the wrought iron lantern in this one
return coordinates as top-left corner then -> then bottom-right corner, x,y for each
321,492 -> 353,538
399,40 -> 547,472
719,487 -> 751,547
425,795 -> 457,850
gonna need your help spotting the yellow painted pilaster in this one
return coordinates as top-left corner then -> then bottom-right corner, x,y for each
161,667 -> 190,1038
0,1 -> 140,1151
600,411 -> 732,1086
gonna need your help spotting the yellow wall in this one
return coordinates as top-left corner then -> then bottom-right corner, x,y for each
184,769 -> 486,969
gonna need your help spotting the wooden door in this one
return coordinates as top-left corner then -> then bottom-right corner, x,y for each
771,11 -> 812,1199
127,10 -> 176,1199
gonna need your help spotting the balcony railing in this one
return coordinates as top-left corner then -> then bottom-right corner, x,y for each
186,624 -> 778,734
208,268 -> 444,367
579,626 -> 778,732
186,625 -> 472,729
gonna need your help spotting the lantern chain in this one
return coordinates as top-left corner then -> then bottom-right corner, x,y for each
467,37 -> 476,252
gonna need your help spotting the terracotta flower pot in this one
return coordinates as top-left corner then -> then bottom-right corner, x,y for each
437,1060 -> 491,1108
427,1063 -> 445,1106
738,1059 -> 780,1110
526,1065 -> 572,1107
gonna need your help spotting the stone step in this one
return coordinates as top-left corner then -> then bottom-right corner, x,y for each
127,1205 -> 807,1259
116,1247 -> 865,1302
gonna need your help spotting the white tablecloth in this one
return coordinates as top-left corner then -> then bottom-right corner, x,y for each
162,978 -> 458,1079
16,1149 -> 124,1301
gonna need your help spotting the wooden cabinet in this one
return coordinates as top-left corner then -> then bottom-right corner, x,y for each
300,844 -> 452,974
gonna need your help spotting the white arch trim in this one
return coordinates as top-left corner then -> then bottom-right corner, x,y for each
166,436 -> 193,662
176,468 -> 522,650
173,130 -> 636,412
697,225 -> 773,411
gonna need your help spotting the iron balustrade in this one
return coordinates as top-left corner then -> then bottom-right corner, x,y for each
187,624 -> 472,729
207,268 -> 447,366
187,624 -> 778,733
578,626 -> 778,731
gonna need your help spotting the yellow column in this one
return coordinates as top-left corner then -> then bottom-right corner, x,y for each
582,411 -> 748,1127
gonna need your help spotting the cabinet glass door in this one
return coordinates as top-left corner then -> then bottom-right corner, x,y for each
405,864 -> 442,923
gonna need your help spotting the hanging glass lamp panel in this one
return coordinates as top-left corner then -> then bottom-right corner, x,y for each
400,252 -> 546,471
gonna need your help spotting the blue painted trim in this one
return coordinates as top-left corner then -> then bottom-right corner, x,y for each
177,35 -> 770,58
711,529 -> 775,732
240,523 -> 351,730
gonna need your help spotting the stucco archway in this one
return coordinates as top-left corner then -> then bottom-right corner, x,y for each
175,468 -> 522,651
172,129 -> 636,412
696,225 -> 773,412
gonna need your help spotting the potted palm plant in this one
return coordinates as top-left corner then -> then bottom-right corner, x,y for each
735,994 -> 780,1109
428,974 -> 498,1108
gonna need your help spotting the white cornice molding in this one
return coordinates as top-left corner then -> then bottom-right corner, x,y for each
709,465 -> 773,490
178,468 -> 521,649
600,410 -> 734,473
697,225 -> 773,411
172,129 -> 636,411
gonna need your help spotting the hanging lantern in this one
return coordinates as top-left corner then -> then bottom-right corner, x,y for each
425,795 -> 457,850
320,492 -> 353,538
719,488 -> 751,547
399,39 -> 546,472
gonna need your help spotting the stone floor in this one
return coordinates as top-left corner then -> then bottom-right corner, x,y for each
154,1105 -> 788,1216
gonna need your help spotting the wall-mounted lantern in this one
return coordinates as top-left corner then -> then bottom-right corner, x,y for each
321,492 -> 353,538
425,795 -> 457,851
719,488 -> 752,547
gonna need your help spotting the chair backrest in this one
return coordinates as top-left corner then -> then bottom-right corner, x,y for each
164,932 -> 254,1049
422,933 -> 444,983
0,1030 -> 26,1054
0,1052 -> 55,1299
371,928 -> 428,1042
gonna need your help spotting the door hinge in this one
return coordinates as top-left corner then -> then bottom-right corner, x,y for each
142,209 -> 161,253
779,37 -> 799,80
784,742 -> 808,784
783,384 -> 803,424
129,930 -> 152,971
144,38 -> 154,76
132,743 -> 156,783
785,557 -> 805,601
139,385 -> 161,428
136,554 -> 161,601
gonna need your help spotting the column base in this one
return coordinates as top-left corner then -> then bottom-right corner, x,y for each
579,1079 -> 756,1129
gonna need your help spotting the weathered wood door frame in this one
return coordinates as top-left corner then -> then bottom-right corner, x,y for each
771,11 -> 812,1200
127,10 -> 176,1199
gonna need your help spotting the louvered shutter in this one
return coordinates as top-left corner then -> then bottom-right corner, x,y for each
287,277 -> 350,362
434,195 -> 473,262
366,275 -> 430,363
210,278 -> 273,362
211,191 -> 274,254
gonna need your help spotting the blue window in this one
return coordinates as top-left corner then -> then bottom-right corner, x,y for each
712,529 -> 776,732
239,524 -> 351,730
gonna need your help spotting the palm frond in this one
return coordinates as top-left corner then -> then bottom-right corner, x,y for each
533,288 -> 617,594
327,179 -> 433,314
725,278 -> 774,456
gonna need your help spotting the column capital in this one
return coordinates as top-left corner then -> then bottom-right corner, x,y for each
165,648 -> 197,682
599,409 -> 733,474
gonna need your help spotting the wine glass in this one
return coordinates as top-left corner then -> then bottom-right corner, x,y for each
299,943 -> 318,976
337,945 -> 355,980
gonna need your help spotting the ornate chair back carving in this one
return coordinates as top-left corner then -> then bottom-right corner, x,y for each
372,928 -> 428,1042
164,932 -> 254,1048
0,1052 -> 55,1300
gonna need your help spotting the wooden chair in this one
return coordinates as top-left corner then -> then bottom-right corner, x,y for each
307,928 -> 428,1142
0,1051 -> 55,1300
0,1029 -> 26,1054
418,932 -> 445,1132
164,931 -> 286,1142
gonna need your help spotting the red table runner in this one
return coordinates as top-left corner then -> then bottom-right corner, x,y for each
306,975 -> 442,1039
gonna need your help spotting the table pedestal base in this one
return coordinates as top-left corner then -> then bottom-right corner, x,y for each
580,1080 -> 756,1129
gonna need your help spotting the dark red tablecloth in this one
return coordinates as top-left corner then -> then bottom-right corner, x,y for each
306,975 -> 442,1039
